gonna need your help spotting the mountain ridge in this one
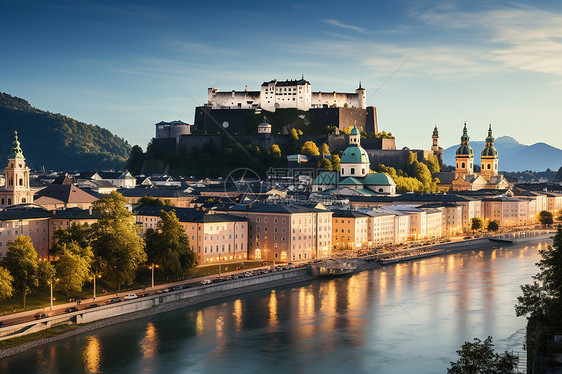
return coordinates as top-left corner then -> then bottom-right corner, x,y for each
0,92 -> 130,171
443,136 -> 562,172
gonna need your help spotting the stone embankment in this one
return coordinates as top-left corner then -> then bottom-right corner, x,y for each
0,230 -> 553,358
0,268 -> 313,358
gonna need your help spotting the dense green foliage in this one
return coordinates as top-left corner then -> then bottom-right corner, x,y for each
0,92 -> 130,170
144,210 -> 196,281
374,152 -> 438,193
487,220 -> 499,232
516,227 -> 562,372
136,196 -> 174,207
516,227 -> 562,325
2,236 -> 39,308
537,210 -> 554,226
91,192 -> 146,290
55,242 -> 93,296
471,217 -> 483,232
448,336 -> 518,374
0,266 -> 14,300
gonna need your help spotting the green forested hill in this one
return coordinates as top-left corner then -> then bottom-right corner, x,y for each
0,92 -> 130,170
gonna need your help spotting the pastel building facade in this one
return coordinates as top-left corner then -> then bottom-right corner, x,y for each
228,203 -> 333,262
134,206 -> 248,264
332,210 -> 370,250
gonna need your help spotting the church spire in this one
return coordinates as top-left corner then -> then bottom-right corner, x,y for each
9,131 -> 25,160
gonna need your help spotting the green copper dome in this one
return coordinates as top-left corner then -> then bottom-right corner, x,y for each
350,123 -> 360,136
341,145 -> 369,164
481,123 -> 498,157
456,122 -> 473,156
9,131 -> 25,160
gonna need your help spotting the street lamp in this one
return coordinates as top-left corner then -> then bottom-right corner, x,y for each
91,273 -> 102,301
218,253 -> 221,277
49,278 -> 58,310
151,263 -> 159,288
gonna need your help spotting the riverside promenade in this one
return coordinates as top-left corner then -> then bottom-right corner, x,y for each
0,229 -> 554,358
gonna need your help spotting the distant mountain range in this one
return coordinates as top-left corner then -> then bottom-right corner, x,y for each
443,136 -> 562,172
0,92 -> 130,171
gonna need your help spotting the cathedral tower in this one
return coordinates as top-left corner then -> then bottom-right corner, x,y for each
480,123 -> 498,179
454,122 -> 474,179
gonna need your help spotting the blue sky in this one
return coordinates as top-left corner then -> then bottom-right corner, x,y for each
2,0 -> 562,151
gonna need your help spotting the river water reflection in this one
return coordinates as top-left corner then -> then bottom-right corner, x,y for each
0,241 -> 548,373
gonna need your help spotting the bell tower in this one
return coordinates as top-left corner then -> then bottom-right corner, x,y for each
454,122 -> 474,179
0,132 -> 33,207
480,123 -> 499,179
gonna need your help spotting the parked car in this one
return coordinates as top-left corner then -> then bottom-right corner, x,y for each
170,286 -> 182,291
138,293 -> 150,298
64,307 -> 78,313
200,279 -> 211,285
85,303 -> 99,309
106,297 -> 122,304
124,294 -> 137,300
34,312 -> 48,320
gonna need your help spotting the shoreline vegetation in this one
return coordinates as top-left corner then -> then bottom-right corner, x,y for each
0,231 -> 553,359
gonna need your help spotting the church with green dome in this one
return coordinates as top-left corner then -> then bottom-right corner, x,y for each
312,124 -> 396,195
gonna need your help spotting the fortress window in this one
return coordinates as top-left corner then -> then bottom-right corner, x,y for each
461,162 -> 465,168
351,168 -> 355,175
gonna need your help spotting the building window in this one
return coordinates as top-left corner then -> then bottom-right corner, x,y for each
351,168 -> 355,175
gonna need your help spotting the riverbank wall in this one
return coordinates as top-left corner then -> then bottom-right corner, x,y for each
0,268 -> 312,343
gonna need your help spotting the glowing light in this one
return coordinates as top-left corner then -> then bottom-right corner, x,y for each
269,290 -> 278,327
82,335 -> 101,374
233,299 -> 242,331
140,322 -> 158,358
195,310 -> 204,335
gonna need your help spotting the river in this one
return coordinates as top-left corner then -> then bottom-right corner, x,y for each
0,240 -> 549,373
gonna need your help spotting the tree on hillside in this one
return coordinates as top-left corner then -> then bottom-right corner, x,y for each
487,220 -> 499,232
471,217 -> 483,232
320,143 -> 330,157
2,236 -> 39,308
537,210 -> 554,226
268,144 -> 282,158
331,154 -> 341,173
448,336 -> 518,374
0,266 -> 14,300
424,154 -> 441,174
126,145 -> 145,175
317,158 -> 332,171
137,196 -> 174,207
55,242 -> 93,297
301,141 -> 320,157
516,226 -> 562,325
290,128 -> 300,141
91,192 -> 147,291
144,210 -> 196,281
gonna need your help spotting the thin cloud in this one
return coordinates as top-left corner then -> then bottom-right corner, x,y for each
417,4 -> 562,77
322,19 -> 367,33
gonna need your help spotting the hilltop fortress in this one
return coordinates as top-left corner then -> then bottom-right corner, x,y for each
207,77 -> 366,112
